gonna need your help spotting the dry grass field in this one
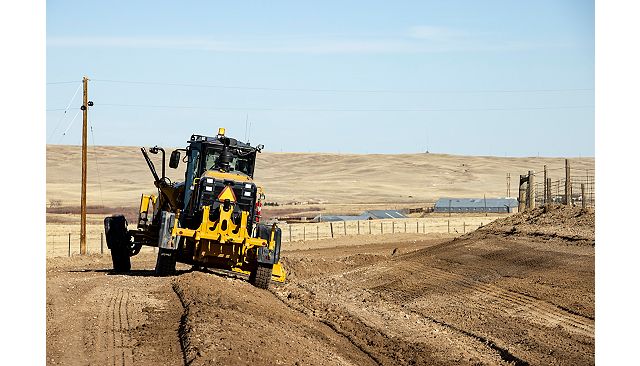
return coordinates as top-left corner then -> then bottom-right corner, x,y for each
46,144 -> 594,210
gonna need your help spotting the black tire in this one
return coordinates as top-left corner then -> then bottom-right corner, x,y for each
256,224 -> 271,240
249,263 -> 273,289
256,224 -> 282,264
111,246 -> 131,273
155,248 -> 177,276
104,215 -> 131,273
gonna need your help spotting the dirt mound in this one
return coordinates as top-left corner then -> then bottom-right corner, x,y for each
469,205 -> 594,245
172,271 -> 377,366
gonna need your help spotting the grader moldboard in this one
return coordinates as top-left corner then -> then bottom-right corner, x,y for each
103,128 -> 286,289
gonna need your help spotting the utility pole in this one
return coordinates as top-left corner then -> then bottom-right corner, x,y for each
80,76 -> 92,255
507,173 -> 511,197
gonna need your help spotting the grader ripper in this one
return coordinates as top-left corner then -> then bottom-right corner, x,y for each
103,128 -> 286,289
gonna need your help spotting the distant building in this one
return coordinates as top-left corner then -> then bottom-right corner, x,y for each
363,210 -> 407,219
313,210 -> 407,222
312,214 -> 371,222
434,198 -> 518,213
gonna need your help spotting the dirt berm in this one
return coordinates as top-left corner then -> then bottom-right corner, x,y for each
469,204 -> 595,245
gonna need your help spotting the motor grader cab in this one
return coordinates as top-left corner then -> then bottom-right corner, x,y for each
103,128 -> 285,289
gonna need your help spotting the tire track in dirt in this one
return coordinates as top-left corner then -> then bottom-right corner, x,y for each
278,279 -> 511,365
99,287 -> 135,366
386,260 -> 595,337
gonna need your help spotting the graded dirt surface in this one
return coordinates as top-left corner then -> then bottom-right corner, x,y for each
47,207 -> 594,365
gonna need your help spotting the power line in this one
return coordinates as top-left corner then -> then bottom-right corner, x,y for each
47,81 -> 80,85
48,82 -> 82,142
89,124 -> 105,208
91,79 -> 593,95
92,103 -> 594,113
58,109 -> 82,144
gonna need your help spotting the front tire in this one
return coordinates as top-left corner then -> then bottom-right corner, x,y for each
249,263 -> 273,289
155,248 -> 177,276
104,215 -> 131,273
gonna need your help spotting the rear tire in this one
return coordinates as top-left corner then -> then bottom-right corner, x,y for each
104,215 -> 131,273
249,263 -> 273,289
111,246 -> 131,273
155,248 -> 177,276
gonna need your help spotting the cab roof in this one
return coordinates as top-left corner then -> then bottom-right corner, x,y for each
189,134 -> 256,151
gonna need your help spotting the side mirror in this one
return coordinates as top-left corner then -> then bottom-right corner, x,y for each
169,150 -> 180,169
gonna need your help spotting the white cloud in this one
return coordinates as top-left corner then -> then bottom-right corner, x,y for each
47,28 -> 564,54
408,25 -> 465,40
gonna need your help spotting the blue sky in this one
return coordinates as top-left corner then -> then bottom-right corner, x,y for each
46,0 -> 594,156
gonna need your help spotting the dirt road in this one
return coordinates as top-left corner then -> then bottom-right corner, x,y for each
47,208 -> 594,365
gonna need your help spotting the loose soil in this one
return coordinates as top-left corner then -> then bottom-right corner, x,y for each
47,208 -> 594,365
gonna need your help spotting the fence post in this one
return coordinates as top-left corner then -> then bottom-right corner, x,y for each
369,220 -> 371,234
101,232 -> 104,254
527,170 -> 535,210
484,194 -> 487,216
343,222 -> 347,235
543,165 -> 548,205
392,222 -> 395,234
423,222 -> 425,233
68,233 -> 71,257
330,222 -> 334,238
546,178 -> 552,204
404,221 -> 406,233
518,175 -> 527,212
303,226 -> 306,241
289,225 -> 292,242
416,221 -> 419,233
381,222 -> 383,234
357,221 -> 360,235
463,222 -> 466,234
565,159 -> 571,205
447,220 -> 450,234
317,225 -> 319,240
581,183 -> 586,209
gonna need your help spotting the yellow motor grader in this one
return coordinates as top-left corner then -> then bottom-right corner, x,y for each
103,128 -> 285,289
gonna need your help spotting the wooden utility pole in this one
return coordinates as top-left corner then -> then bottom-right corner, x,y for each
80,76 -> 89,255
565,159 -> 571,205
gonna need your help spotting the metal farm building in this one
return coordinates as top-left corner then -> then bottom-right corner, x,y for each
434,198 -> 518,213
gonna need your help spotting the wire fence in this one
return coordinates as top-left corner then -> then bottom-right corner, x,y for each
45,232 -> 157,258
277,217 -> 491,242
532,169 -> 595,208
46,215 -> 504,257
